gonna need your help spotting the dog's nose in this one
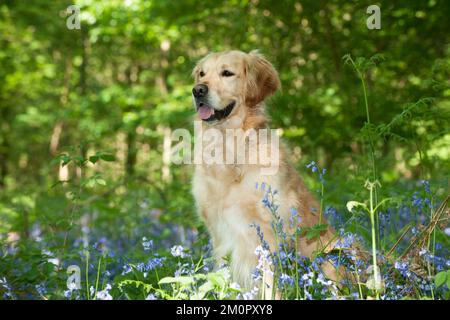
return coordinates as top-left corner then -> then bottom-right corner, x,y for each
192,84 -> 208,98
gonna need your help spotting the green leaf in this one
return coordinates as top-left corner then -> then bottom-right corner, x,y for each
73,155 -> 86,166
306,231 -> 318,240
96,178 -> 107,186
86,179 -> 96,188
61,155 -> 71,167
303,224 -> 329,240
313,224 -> 329,232
158,276 -> 194,286
434,271 -> 447,287
192,281 -> 214,300
207,273 -> 226,289
89,155 -> 100,164
446,271 -> 450,289
346,201 -> 367,213
99,153 -> 116,162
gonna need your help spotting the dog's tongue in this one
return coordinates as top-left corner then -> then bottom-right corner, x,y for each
198,106 -> 214,120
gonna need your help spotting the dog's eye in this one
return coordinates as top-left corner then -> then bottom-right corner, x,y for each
221,70 -> 235,77
199,71 -> 205,77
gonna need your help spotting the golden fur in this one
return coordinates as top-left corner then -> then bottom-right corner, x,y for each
191,50 -> 339,297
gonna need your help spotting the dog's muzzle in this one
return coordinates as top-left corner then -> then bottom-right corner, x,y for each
193,84 -> 235,122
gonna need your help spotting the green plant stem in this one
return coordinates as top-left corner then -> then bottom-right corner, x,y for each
94,256 -> 102,298
352,261 -> 364,299
426,199 -> 436,299
369,185 -> 380,300
351,56 -> 380,247
319,183 -> 324,225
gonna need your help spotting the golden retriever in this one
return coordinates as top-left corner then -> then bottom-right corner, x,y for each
191,50 -> 340,298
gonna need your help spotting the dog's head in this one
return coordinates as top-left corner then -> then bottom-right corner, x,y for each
192,50 -> 280,125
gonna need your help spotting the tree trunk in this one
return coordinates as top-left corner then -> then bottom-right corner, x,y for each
0,103 -> 11,188
162,126 -> 172,182
126,129 -> 137,176
0,122 -> 9,188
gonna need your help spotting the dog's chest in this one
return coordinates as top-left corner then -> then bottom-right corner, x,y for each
193,165 -> 262,256
193,165 -> 256,220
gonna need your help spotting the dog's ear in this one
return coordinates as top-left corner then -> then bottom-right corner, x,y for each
244,50 -> 281,106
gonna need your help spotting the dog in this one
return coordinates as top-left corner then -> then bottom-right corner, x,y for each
191,50 -> 341,298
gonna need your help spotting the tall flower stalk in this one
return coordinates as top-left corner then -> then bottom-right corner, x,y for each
342,54 -> 380,184
343,53 -> 385,249
347,180 -> 388,299
366,180 -> 380,299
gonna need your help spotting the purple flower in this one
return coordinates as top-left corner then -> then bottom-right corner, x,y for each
142,237 -> 154,251
136,257 -> 166,272
335,233 -> 356,249
145,293 -> 157,300
240,287 -> 259,300
412,192 -> 422,209
394,261 -> 411,278
421,180 -> 431,194
122,264 -> 132,275
289,208 -> 302,228
306,161 -> 317,171
170,245 -> 186,258
96,284 -> 112,300
279,273 -> 294,286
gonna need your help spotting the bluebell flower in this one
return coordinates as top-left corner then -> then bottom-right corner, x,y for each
145,293 -> 157,300
279,273 -> 294,286
250,223 -> 270,251
0,277 -> 14,299
240,287 -> 259,300
306,161 -> 318,173
304,289 -> 313,300
261,182 -> 266,191
421,180 -> 431,194
146,257 -> 166,270
325,207 -> 344,228
251,269 -> 262,281
319,168 -> 326,185
289,208 -> 302,229
335,233 -> 356,249
316,273 -> 333,287
135,256 -> 166,272
142,237 -> 154,251
35,284 -> 46,296
394,261 -> 411,278
300,272 -> 314,286
306,161 -> 326,185
170,245 -> 186,258
351,292 -> 360,300
230,282 -> 241,290
122,264 -> 132,275
174,262 -> 195,277
290,207 -> 298,216
423,198 -> 432,209
255,245 -> 273,275
96,284 -> 112,300
411,193 -> 422,209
